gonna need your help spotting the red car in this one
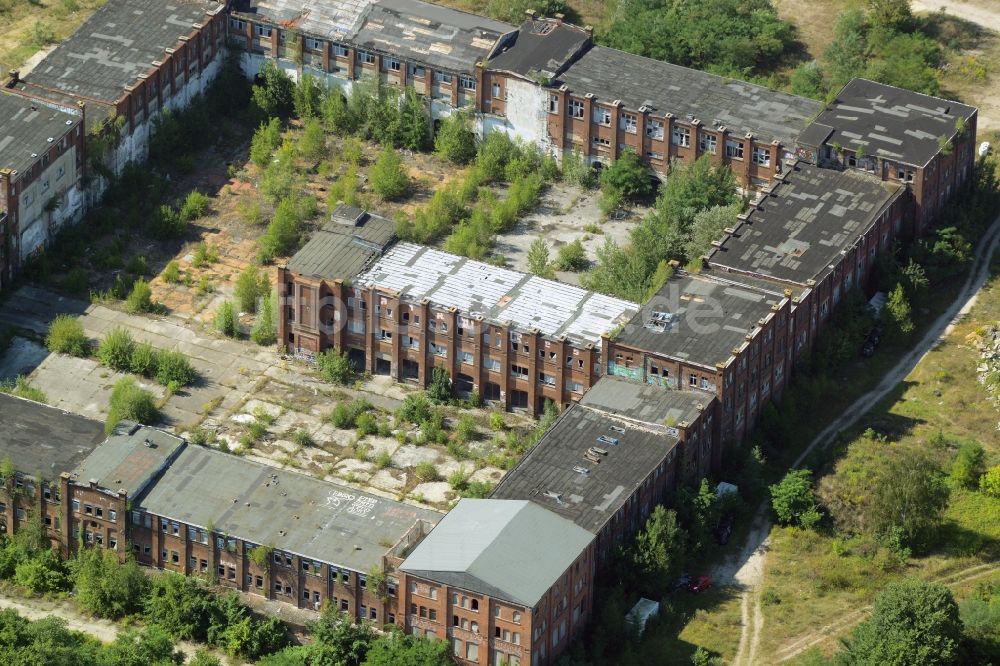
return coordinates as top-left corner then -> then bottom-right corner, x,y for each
688,576 -> 712,593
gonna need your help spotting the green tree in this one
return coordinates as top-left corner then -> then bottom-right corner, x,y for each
867,0 -> 913,32
251,292 -> 278,346
106,378 -> 159,433
435,111 -> 477,164
234,265 -> 271,314
600,149 -> 653,204
361,629 -> 451,665
307,606 -> 376,664
685,203 -> 741,264
871,454 -> 949,550
398,87 -> 430,151
885,282 -> 915,338
675,478 -> 720,556
46,314 -> 90,357
14,548 -> 68,594
527,238 -> 553,277
321,88 -> 355,135
103,625 -> 183,666
427,366 -> 453,404
554,239 -> 588,272
145,574 -> 215,641
125,278 -> 157,314
74,547 -> 149,619
215,301 -> 239,338
980,466 -> 1000,498
250,117 -> 283,168
770,469 -> 822,527
790,60 -> 827,99
297,117 -> 326,162
251,61 -> 294,118
369,147 -> 409,201
949,441 -> 985,490
293,72 -> 323,119
841,580 -> 961,666
630,506 -> 686,596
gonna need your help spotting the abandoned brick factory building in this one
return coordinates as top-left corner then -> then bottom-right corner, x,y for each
0,0 -> 985,665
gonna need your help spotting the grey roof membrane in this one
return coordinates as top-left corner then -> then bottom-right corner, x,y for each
613,271 -> 783,368
354,243 -> 637,347
236,0 -> 513,73
71,423 -> 185,499
0,92 -> 80,176
0,393 -> 105,481
23,0 -> 218,104
579,375 -> 710,427
138,444 -> 441,573
708,161 -> 903,286
806,78 -> 978,167
286,206 -> 396,279
400,498 -> 593,607
487,18 -> 590,78
490,406 -> 678,536
556,45 -> 824,147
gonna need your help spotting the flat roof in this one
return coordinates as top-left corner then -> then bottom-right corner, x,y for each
354,243 -> 637,347
0,394 -> 105,481
235,0 -> 513,73
613,272 -> 783,368
138,444 -> 441,573
0,92 -> 80,177
579,376 -> 711,428
804,79 -> 977,167
708,161 -> 903,286
487,18 -> 590,78
556,45 -> 824,147
286,205 -> 395,280
70,423 -> 186,499
22,0 -> 219,104
490,405 -> 678,536
400,499 -> 593,607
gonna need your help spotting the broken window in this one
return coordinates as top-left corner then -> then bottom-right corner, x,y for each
569,99 -> 584,119
699,132 -> 717,154
357,50 -> 376,65
333,44 -> 349,57
725,139 -> 744,159
384,56 -> 401,72
621,113 -> 637,134
646,120 -> 664,140
593,106 -> 612,126
459,75 -> 476,91
671,125 -> 690,147
752,147 -> 770,166
548,95 -> 559,114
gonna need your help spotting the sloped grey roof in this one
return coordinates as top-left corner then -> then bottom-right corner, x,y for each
580,375 -> 709,427
808,78 -> 977,167
400,499 -> 593,606
71,423 -> 186,499
286,206 -> 395,279
0,92 -> 80,177
488,18 -> 590,78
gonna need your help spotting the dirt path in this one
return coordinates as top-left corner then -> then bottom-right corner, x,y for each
0,591 -> 213,661
776,561 -> 1000,662
725,209 -> 1000,665
911,0 -> 1000,29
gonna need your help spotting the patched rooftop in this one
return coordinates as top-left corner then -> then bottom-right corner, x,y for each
354,242 -> 637,347
803,78 -> 977,167
71,423 -> 185,499
138,444 -> 441,573
286,205 -> 395,280
708,161 -> 904,286
613,272 -> 785,369
21,0 -> 221,106
235,0 -> 513,73
579,376 -> 711,429
555,45 -> 823,148
487,17 -> 591,79
0,394 -> 105,481
490,405 -> 679,535
0,92 -> 80,177
400,499 -> 593,606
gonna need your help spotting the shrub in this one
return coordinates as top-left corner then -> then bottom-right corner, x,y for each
461,481 -> 492,499
414,462 -> 438,482
455,415 -> 477,444
369,147 -> 409,201
234,265 -> 270,314
981,466 -> 1000,498
192,242 -> 219,268
600,149 -> 653,202
316,349 -> 354,384
950,441 -> 985,490
106,378 -> 159,433
46,315 -> 89,357
329,398 -> 373,429
373,450 -> 392,470
527,238 -> 553,277
162,260 -> 181,284
128,341 -> 159,377
98,327 -> 136,372
770,469 -> 822,528
448,469 -> 469,491
149,204 -> 186,240
258,196 -> 314,263
355,412 -> 378,437
179,191 -> 210,222
291,430 -> 314,448
427,366 -> 453,404
554,239 -> 588,272
396,393 -> 433,424
250,117 -> 283,168
297,117 -> 326,162
126,255 -> 148,277
155,351 -> 198,387
125,279 -> 156,314
215,301 -> 239,338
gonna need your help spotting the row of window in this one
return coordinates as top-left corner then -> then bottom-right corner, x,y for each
71,500 -> 116,522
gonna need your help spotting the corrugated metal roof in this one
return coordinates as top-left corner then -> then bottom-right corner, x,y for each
400,499 -> 593,606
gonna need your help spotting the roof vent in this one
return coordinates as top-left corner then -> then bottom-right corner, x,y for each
572,466 -> 591,475
588,446 -> 608,457
142,438 -> 155,448
46,137 -> 53,143
65,120 -> 72,125
596,435 -> 619,446
609,425 -> 625,434
543,491 -> 564,504
644,311 -> 677,333
30,153 -> 37,158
